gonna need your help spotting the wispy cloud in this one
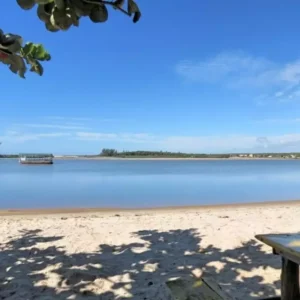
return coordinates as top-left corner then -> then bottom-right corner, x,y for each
0,131 -> 71,143
176,51 -> 300,103
253,118 -> 300,124
12,123 -> 89,130
45,116 -> 93,122
44,116 -> 120,123
176,52 -> 273,86
156,134 -> 300,153
76,132 -> 156,143
169,134 -> 300,152
1,116 -> 126,137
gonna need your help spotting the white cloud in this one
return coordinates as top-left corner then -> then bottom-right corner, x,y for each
76,132 -> 156,143
0,131 -> 71,143
274,91 -> 284,98
159,134 -> 300,153
254,118 -> 300,124
44,116 -> 120,122
12,123 -> 89,130
176,52 -> 273,86
176,51 -> 300,103
77,132 -> 118,140
45,116 -> 93,122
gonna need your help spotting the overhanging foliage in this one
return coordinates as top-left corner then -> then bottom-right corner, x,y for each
1,0 -> 141,78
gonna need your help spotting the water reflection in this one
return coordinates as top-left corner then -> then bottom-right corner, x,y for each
1,159 -> 300,209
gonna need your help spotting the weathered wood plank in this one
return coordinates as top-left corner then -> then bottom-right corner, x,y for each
166,277 -> 233,300
255,234 -> 300,265
202,277 -> 233,300
281,257 -> 300,300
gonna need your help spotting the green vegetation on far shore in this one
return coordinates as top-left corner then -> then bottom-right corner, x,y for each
98,149 -> 231,158
89,149 -> 300,159
0,155 -> 19,158
1,149 -> 300,159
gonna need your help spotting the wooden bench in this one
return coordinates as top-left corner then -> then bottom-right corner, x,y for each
165,276 -> 233,300
256,233 -> 300,300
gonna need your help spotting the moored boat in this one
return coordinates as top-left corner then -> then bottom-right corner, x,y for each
19,153 -> 54,165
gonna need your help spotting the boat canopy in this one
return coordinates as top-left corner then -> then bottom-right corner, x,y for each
19,153 -> 53,158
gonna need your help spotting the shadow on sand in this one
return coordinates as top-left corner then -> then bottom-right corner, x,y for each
0,228 -> 281,299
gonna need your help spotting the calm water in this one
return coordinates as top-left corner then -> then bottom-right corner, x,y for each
1,159 -> 300,209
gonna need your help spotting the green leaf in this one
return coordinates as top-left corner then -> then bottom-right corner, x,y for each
0,50 -> 11,64
33,44 -> 51,60
45,22 -> 60,32
89,5 -> 108,23
113,0 -> 124,9
127,0 -> 141,23
21,43 -> 33,57
0,34 -> 23,53
1,28 -> 50,77
29,60 -> 44,76
16,0 -> 35,10
36,0 -> 54,4
54,0 -> 65,10
22,42 -> 51,61
20,43 -> 50,77
128,0 -> 139,14
6,54 -> 27,78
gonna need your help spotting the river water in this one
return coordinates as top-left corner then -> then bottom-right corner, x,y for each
1,159 -> 300,209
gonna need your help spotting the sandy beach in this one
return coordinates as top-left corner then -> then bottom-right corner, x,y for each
0,202 -> 299,299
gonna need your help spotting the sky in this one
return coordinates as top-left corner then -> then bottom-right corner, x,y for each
2,0 -> 300,154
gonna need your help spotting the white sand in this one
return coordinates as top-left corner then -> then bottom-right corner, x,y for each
0,203 -> 299,299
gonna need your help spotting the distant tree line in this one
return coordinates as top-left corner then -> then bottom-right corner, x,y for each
0,155 -> 19,158
98,149 -> 300,159
100,148 -> 119,157
99,149 -> 232,158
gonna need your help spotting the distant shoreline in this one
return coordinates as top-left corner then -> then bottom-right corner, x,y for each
53,156 -> 298,161
1,156 -> 299,161
2,154 -> 299,161
1,199 -> 300,216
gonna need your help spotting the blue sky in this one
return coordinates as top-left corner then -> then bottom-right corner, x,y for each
2,0 -> 300,154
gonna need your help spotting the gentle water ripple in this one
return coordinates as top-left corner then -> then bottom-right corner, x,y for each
1,159 -> 300,209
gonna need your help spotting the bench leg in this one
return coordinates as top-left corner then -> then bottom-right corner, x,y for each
281,257 -> 300,300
